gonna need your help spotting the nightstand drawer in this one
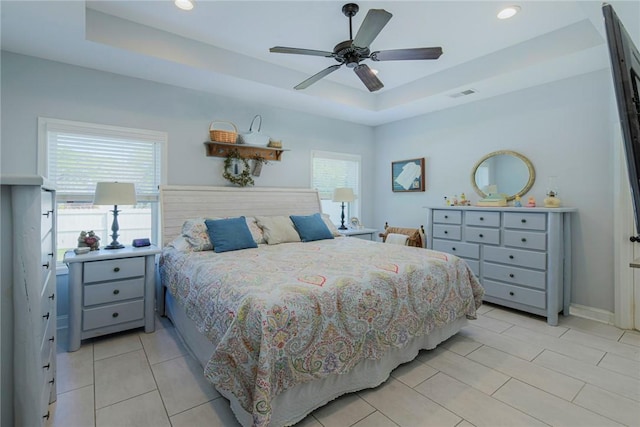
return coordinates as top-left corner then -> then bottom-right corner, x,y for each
433,210 -> 462,224
84,278 -> 144,306
84,257 -> 145,283
83,300 -> 144,331
433,224 -> 461,240
483,262 -> 546,290
482,280 -> 546,309
465,211 -> 500,227
503,212 -> 546,230
465,226 -> 500,245
433,239 -> 479,259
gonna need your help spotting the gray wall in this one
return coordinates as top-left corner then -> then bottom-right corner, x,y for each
373,70 -> 615,311
1,51 -> 618,317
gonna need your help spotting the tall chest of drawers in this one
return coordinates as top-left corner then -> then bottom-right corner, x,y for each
427,206 -> 576,325
1,176 -> 57,426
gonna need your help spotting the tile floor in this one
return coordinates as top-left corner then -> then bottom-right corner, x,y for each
48,303 -> 640,427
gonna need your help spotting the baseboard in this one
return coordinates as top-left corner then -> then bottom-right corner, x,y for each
569,304 -> 615,325
56,314 -> 68,331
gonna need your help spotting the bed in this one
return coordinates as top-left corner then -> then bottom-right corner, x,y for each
158,185 -> 484,427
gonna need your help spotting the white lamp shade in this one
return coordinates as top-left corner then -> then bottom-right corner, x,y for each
332,187 -> 355,203
93,182 -> 137,206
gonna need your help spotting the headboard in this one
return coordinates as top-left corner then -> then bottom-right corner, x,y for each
159,185 -> 322,246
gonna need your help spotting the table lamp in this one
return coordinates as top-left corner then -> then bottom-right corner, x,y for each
93,182 -> 136,249
332,187 -> 355,230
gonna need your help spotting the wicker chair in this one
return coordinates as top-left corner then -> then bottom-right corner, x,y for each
378,222 -> 426,248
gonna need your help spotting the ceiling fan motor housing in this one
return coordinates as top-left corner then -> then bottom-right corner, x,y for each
333,40 -> 370,68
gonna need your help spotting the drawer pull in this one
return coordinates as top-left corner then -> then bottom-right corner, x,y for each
43,411 -> 50,420
42,262 -> 50,269
509,291 -> 515,296
43,312 -> 50,320
521,238 -> 527,242
43,363 -> 50,370
451,247 -> 456,251
112,312 -> 119,318
114,267 -> 121,272
479,217 -> 484,221
444,230 -> 448,234
509,255 -> 514,259
444,215 -> 448,219
479,234 -> 484,238
113,289 -> 120,295
48,252 -> 54,257
49,377 -> 55,385
521,219 -> 527,223
509,273 -> 515,278
49,293 -> 55,300
49,335 -> 55,343
42,210 -> 53,218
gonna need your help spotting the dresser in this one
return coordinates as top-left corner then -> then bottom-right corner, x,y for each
64,245 -> 160,351
1,176 -> 57,426
426,206 -> 575,325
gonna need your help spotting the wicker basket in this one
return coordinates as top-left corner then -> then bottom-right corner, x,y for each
209,120 -> 238,143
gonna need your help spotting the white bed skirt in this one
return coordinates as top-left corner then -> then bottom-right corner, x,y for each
165,291 -> 467,427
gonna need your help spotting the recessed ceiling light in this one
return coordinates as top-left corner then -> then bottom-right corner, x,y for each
497,5 -> 520,19
175,0 -> 195,11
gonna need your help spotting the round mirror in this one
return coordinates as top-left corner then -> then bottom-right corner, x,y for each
471,150 -> 535,201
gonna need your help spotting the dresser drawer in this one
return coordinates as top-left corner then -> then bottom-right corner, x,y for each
465,226 -> 500,245
484,246 -> 546,270
83,299 -> 144,331
482,280 -> 546,309
40,190 -> 54,239
84,278 -> 145,306
432,210 -> 462,224
503,212 -> 546,230
84,257 -> 145,283
465,211 -> 500,227
433,239 -> 479,259
40,315 -> 55,367
433,224 -> 461,240
504,230 -> 547,251
483,262 -> 546,290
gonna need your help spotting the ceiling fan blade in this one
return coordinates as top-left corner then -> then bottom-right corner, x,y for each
270,46 -> 334,57
352,9 -> 392,49
354,64 -> 384,92
294,64 -> 342,90
371,47 -> 443,61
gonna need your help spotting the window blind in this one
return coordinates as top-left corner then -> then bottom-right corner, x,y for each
44,120 -> 164,202
311,151 -> 360,200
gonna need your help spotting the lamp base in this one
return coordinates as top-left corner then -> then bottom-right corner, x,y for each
104,243 -> 125,250
338,225 -> 348,230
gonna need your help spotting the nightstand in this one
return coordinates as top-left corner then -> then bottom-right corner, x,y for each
64,245 -> 161,351
338,227 -> 378,240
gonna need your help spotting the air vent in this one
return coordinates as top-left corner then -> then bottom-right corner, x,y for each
449,89 -> 477,98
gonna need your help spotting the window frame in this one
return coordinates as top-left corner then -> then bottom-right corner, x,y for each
37,118 -> 168,272
310,150 -> 362,223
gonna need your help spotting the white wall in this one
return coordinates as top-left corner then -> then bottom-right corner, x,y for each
373,70 -> 615,312
0,52 -> 618,314
0,51 -> 376,319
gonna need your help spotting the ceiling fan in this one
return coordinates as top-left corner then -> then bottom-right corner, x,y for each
269,3 -> 443,92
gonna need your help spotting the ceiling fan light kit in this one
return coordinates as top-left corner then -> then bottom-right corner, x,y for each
270,3 -> 443,92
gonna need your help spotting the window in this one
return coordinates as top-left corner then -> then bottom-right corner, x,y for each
38,118 -> 166,265
311,150 -> 361,225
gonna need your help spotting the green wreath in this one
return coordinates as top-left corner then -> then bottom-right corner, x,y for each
223,150 -> 254,187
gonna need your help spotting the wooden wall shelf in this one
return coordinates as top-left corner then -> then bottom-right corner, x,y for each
204,142 -> 288,161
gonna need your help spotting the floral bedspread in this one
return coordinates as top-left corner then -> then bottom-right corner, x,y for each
160,237 -> 483,426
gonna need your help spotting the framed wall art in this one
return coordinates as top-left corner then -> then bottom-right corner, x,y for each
392,158 -> 425,192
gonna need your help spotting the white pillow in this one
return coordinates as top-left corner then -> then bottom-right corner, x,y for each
255,215 -> 301,245
321,213 -> 343,237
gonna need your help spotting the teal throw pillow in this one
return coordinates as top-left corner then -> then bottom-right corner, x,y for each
205,217 -> 258,253
290,213 -> 335,242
